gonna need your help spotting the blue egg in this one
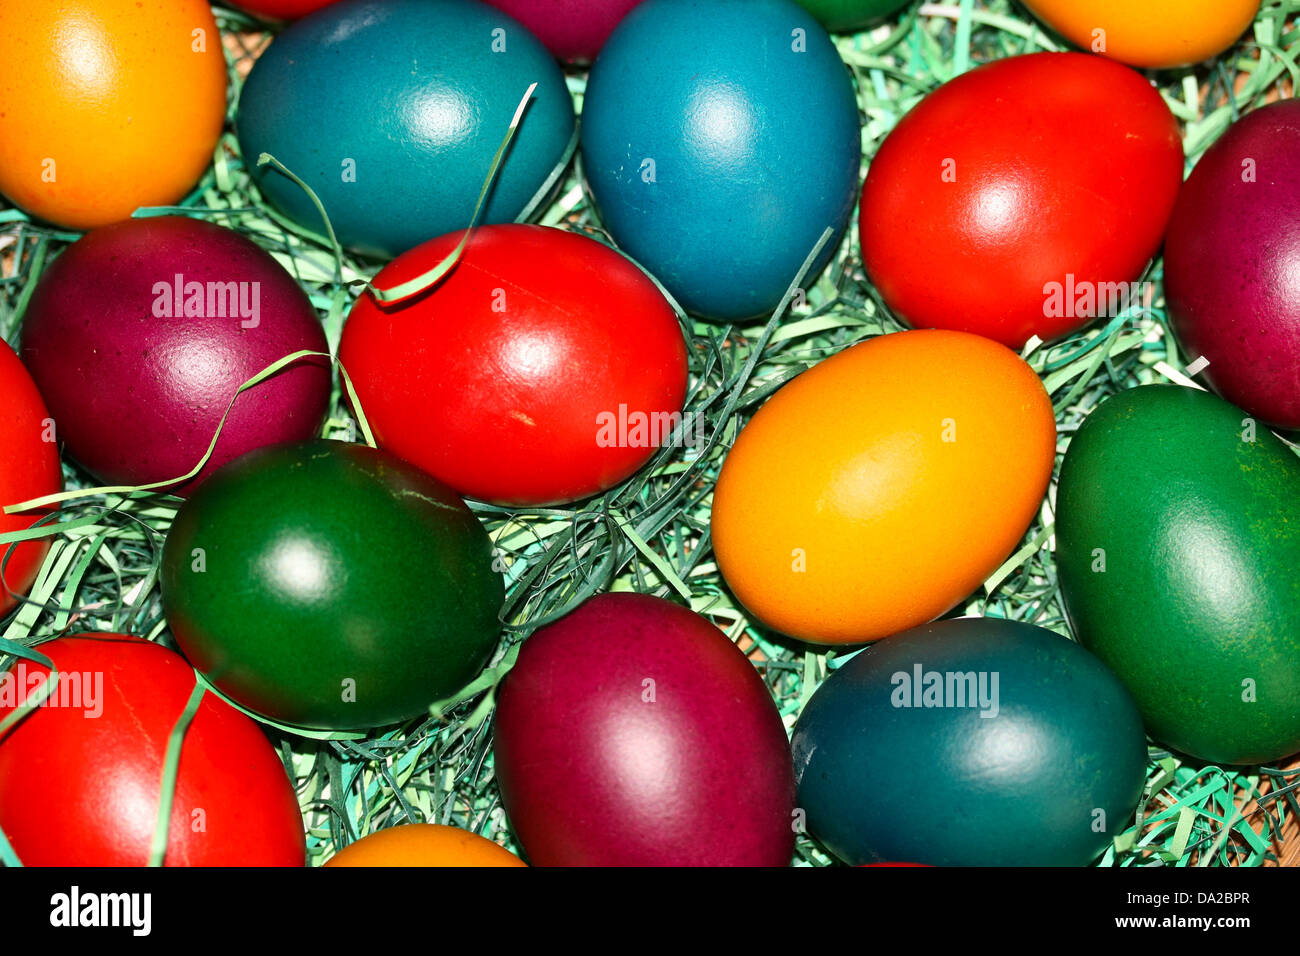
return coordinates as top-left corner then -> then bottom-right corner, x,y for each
792,618 -> 1148,867
237,0 -> 576,258
580,0 -> 861,320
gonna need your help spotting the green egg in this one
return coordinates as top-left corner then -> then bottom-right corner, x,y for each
160,440 -> 503,731
1056,385 -> 1300,765
794,0 -> 911,32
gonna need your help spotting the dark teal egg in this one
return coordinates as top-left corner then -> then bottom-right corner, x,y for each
792,618 -> 1148,866
237,0 -> 576,258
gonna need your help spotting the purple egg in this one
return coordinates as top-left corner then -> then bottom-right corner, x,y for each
1165,100 -> 1300,430
20,217 -> 330,493
493,592 -> 796,866
481,0 -> 645,61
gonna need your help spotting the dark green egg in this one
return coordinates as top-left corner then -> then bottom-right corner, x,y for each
791,617 -> 1147,867
160,440 -> 503,731
1056,385 -> 1300,765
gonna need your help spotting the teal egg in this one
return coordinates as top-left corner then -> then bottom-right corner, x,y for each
237,0 -> 576,258
792,618 -> 1148,866
580,0 -> 861,320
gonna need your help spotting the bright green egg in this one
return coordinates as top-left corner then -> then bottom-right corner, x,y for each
1056,385 -> 1300,765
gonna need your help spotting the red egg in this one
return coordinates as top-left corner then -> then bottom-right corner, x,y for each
19,217 -> 331,494
339,225 -> 688,507
1165,100 -> 1300,430
0,341 -> 61,616
0,634 -> 305,865
481,0 -> 645,61
493,593 -> 796,866
860,53 -> 1183,349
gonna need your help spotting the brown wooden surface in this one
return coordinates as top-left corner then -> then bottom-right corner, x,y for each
1269,756 -> 1300,866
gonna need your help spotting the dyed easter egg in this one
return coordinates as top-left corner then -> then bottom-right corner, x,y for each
20,217 -> 330,493
481,0 -> 644,60
0,634 -> 305,866
581,0 -> 861,320
230,0 -> 342,19
1056,385 -> 1300,766
712,330 -> 1055,645
339,225 -> 688,507
792,618 -> 1148,866
324,824 -> 525,867
1164,100 -> 1300,430
794,0 -> 910,32
860,53 -> 1183,349
237,0 -> 575,259
161,440 -> 503,731
0,342 -> 61,617
0,1 -> 227,230
493,593 -> 796,866
1021,1 -> 1259,69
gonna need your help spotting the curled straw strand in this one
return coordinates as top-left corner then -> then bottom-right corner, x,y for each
147,680 -> 207,867
258,81 -> 539,306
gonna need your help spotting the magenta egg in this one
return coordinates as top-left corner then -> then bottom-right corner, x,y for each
1165,100 -> 1300,430
493,593 -> 796,866
20,217 -> 330,493
481,0 -> 644,61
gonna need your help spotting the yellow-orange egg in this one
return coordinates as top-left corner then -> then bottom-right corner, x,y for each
711,330 -> 1056,645
0,0 -> 227,229
1021,0 -> 1259,69
323,824 -> 526,867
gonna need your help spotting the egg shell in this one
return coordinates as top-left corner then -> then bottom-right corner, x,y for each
793,0 -> 910,32
580,0 -> 861,320
324,824 -> 525,867
338,224 -> 688,507
0,341 -> 61,616
237,0 -> 576,259
792,618 -> 1148,867
493,593 -> 796,866
160,440 -> 503,731
0,634 -> 305,866
0,1 -> 227,230
230,0 -> 342,19
711,329 -> 1056,645
480,0 -> 645,60
1021,0 -> 1259,69
1164,100 -> 1300,430
1056,385 -> 1300,766
860,52 -> 1183,349
19,217 -> 330,493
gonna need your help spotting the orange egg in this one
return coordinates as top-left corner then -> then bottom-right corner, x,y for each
323,824 -> 527,867
1021,0 -> 1259,69
711,330 -> 1056,645
0,0 -> 227,229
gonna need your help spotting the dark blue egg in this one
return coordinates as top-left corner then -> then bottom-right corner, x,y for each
580,0 -> 861,320
792,618 -> 1148,867
237,0 -> 576,258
